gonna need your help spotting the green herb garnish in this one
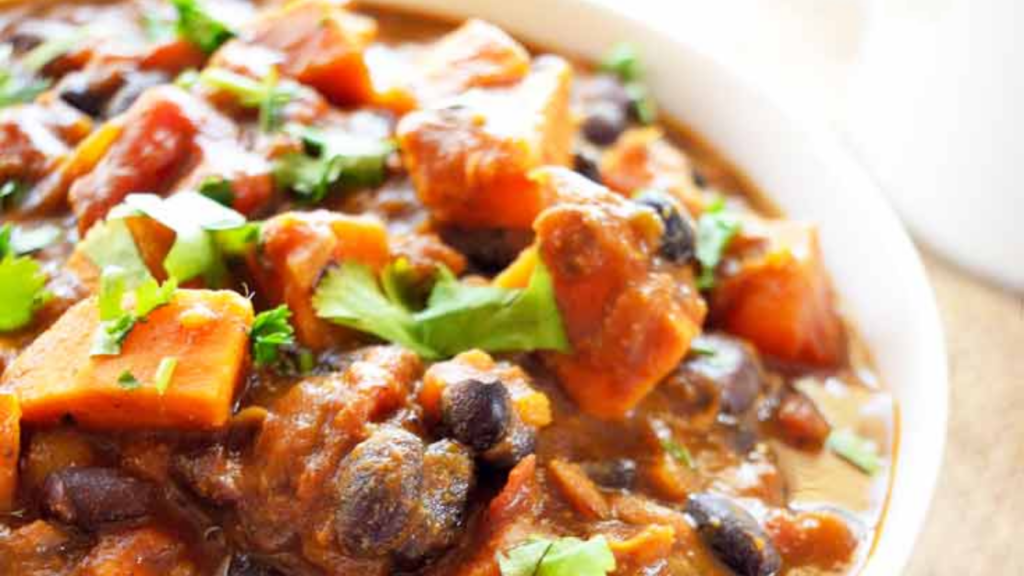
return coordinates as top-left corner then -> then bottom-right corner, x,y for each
91,267 -> 177,357
251,305 -> 297,368
171,0 -> 235,54
274,124 -> 394,204
599,43 -> 657,125
0,224 -> 50,332
498,535 -> 616,576
0,47 -> 50,109
21,28 -> 89,73
153,357 -> 178,395
313,259 -> 569,360
827,429 -> 883,476
198,176 -> 235,207
197,67 -> 296,132
695,197 -> 742,290
117,370 -> 142,390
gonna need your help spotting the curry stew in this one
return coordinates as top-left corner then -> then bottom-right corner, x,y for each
0,1 -> 895,575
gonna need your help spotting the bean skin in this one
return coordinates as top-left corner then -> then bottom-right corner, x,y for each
686,492 -> 782,576
41,467 -> 154,530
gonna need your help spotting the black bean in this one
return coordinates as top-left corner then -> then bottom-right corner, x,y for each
105,72 -> 169,118
333,427 -> 424,557
439,227 -> 535,274
573,146 -> 603,184
578,74 -> 632,111
693,168 -> 709,189
441,378 -> 512,452
681,334 -> 766,416
480,418 -> 536,469
228,554 -> 284,576
582,101 -> 628,146
397,440 -> 474,565
685,493 -> 782,576
41,467 -> 154,530
582,458 -> 638,489
57,71 -> 110,118
633,189 -> 696,264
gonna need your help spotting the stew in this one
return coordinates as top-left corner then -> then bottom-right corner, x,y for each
0,1 -> 896,575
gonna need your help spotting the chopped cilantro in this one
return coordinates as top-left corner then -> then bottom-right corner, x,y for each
0,46 -> 50,108
198,67 -> 296,132
171,0 -> 235,54
0,225 -> 49,332
827,429 -> 883,476
117,370 -> 142,390
21,28 -> 89,73
108,192 -> 249,285
689,341 -> 717,357
142,13 -> 176,43
251,305 -> 297,368
79,218 -> 154,288
695,197 -> 742,290
153,357 -> 178,395
599,43 -> 642,83
651,418 -> 695,469
313,259 -> 569,360
274,124 -> 394,203
91,267 -> 177,357
498,536 -> 616,576
198,176 -> 235,207
599,43 -> 657,125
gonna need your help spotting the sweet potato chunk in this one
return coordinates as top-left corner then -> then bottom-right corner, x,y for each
397,56 -> 574,229
68,86 -> 235,233
710,217 -> 845,366
77,527 -> 198,576
255,210 -> 390,349
0,393 -> 20,512
374,19 -> 530,112
508,168 -> 707,418
1,290 -> 254,430
250,0 -> 377,105
601,127 -> 704,216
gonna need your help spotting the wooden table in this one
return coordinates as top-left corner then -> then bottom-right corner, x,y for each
905,250 -> 1024,574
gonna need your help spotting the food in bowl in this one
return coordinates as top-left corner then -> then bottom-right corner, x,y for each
0,1 -> 896,574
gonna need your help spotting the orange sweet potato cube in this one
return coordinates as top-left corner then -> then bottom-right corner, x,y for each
397,56 -> 574,229
373,19 -> 531,112
255,211 -> 390,350
600,127 -> 705,216
710,217 -> 845,367
1,290 -> 254,430
0,393 -> 19,512
251,0 -> 377,105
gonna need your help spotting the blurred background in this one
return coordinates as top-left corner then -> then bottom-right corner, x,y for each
595,0 -> 1023,573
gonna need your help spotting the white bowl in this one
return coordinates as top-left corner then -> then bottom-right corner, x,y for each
366,0 -> 949,573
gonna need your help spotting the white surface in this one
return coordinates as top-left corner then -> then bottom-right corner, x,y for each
367,0 -> 948,573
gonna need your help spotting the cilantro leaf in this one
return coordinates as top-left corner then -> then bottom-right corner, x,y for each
251,305 -> 297,368
599,43 -> 643,83
91,267 -> 177,357
197,67 -> 296,133
171,0 -> 235,54
416,262 -> 569,357
827,429 -> 883,475
695,197 -> 742,290
313,259 -> 570,360
498,536 -> 616,576
0,233 -> 49,332
198,176 -> 235,207
79,218 -> 155,289
313,260 -> 433,357
111,192 -> 248,284
153,357 -> 177,395
275,124 -> 394,203
117,370 -> 142,390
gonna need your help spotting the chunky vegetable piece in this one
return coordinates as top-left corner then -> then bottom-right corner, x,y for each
503,168 -> 707,418
600,127 -> 704,216
375,19 -> 531,112
397,56 -> 574,229
248,0 -> 377,105
255,210 -> 390,349
69,86 -> 233,233
0,394 -> 19,512
710,216 -> 846,366
1,289 -> 254,429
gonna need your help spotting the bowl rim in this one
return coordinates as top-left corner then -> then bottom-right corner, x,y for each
362,0 -> 949,572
